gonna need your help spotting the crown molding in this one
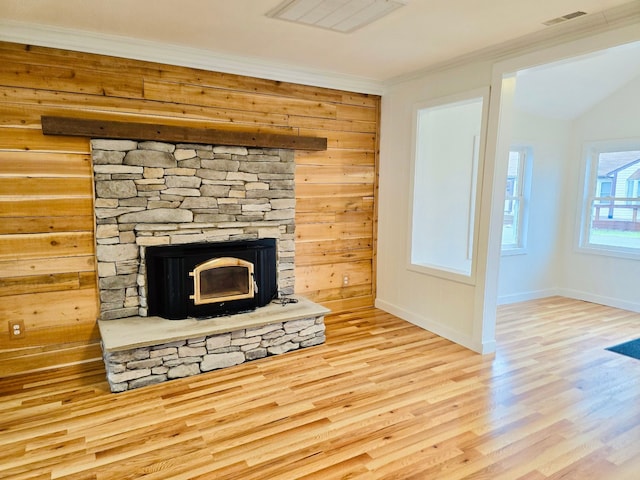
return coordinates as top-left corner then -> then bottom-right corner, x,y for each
0,19 -> 386,96
384,1 -> 640,87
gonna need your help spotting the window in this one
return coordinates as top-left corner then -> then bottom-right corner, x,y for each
599,180 -> 612,198
627,176 -> 640,199
409,88 -> 488,282
580,142 -> 640,257
502,147 -> 531,252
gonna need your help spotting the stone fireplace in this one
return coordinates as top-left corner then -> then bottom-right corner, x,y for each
92,139 -> 296,321
91,139 -> 328,392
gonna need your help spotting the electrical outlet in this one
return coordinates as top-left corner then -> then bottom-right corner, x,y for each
8,320 -> 25,339
342,274 -> 349,286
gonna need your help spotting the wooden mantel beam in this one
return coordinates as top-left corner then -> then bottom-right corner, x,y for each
41,116 -> 327,151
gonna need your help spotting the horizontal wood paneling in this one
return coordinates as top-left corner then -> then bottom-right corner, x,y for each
295,149 -> 376,166
289,115 -> 376,134
0,232 -> 95,260
305,128 -> 377,150
0,288 -> 97,327
0,289 -> 99,349
143,80 -> 338,119
0,216 -> 94,234
0,197 -> 94,217
0,271 -> 95,297
0,342 -> 102,378
294,246 -> 373,266
295,221 -> 374,242
296,209 -> 374,226
296,260 -> 372,292
321,294 -> 376,313
0,59 -> 145,97
336,103 -> 380,122
0,40 -> 379,374
0,126 -> 90,152
296,182 -> 375,198
0,255 -> 95,277
0,322 -> 100,354
295,239 -> 374,257
0,177 -> 93,196
296,165 -> 375,184
0,42 -> 379,107
0,152 -> 92,176
296,196 -> 373,214
0,87 -> 294,128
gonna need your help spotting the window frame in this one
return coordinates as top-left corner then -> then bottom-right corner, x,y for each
577,140 -> 640,261
501,146 -> 532,255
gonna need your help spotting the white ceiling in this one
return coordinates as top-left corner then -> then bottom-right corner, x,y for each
0,0 -> 635,85
0,0 -> 638,117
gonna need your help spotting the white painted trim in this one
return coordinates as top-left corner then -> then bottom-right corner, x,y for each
557,289 -> 640,314
406,87 -> 490,287
375,298 -> 496,354
497,289 -> 560,305
0,20 -> 385,96
497,288 -> 640,314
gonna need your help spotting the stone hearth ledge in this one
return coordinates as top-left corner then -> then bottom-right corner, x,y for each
98,295 -> 329,352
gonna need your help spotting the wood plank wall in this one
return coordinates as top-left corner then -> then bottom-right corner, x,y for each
0,41 -> 380,375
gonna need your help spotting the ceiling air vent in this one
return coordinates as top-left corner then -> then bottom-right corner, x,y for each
543,11 -> 587,26
267,0 -> 408,33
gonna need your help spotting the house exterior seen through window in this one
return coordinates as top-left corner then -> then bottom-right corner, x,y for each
501,147 -> 530,253
581,143 -> 640,257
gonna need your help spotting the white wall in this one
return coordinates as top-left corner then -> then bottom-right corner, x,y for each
498,76 -> 640,312
377,19 -> 640,353
377,62 -> 496,353
498,110 -> 571,303
559,75 -> 640,312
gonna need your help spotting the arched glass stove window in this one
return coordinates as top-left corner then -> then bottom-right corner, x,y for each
189,257 -> 255,305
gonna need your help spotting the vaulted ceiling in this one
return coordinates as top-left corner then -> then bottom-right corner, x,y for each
514,40 -> 640,120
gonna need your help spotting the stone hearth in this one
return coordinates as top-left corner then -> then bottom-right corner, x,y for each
98,296 -> 328,392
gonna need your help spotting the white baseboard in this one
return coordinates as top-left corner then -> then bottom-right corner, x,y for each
498,287 -> 640,313
374,288 -> 638,358
497,288 -> 559,305
499,287 -> 640,313
557,288 -> 640,314
374,299 -> 494,354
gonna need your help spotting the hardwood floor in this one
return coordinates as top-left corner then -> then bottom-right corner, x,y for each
2,296 -> 640,479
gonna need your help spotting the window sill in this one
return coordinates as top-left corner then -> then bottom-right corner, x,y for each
501,247 -> 527,256
576,244 -> 640,262
407,262 -> 476,286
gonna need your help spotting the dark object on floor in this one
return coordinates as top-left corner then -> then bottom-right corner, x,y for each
606,338 -> 640,360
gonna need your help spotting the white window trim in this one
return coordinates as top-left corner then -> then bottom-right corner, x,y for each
501,146 -> 532,256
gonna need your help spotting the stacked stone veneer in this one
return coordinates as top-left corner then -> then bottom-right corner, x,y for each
92,139 -> 295,321
104,315 -> 325,392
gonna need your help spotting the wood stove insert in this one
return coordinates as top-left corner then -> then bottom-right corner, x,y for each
145,238 -> 277,320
